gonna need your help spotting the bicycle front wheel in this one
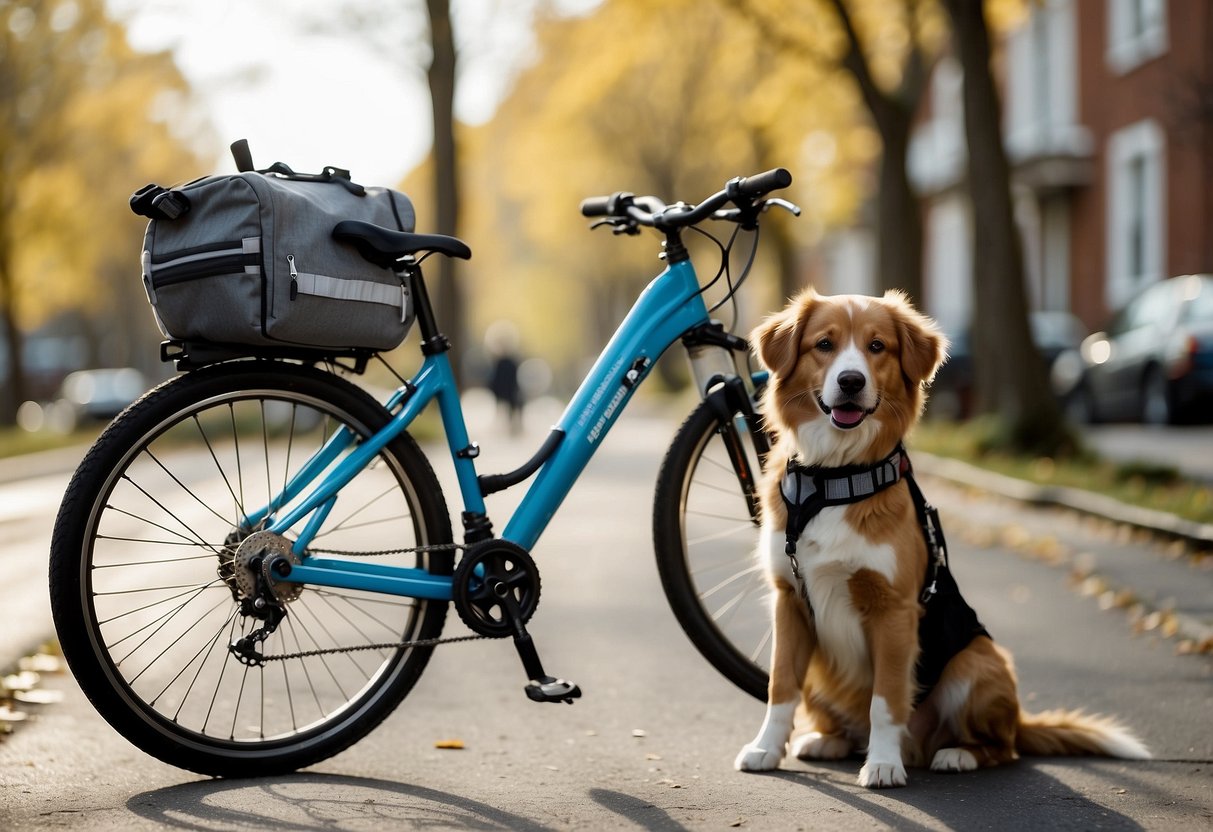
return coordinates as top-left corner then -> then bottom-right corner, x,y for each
49,361 -> 453,776
653,397 -> 771,701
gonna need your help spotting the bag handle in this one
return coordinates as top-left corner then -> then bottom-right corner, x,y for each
231,139 -> 366,195
263,163 -> 366,197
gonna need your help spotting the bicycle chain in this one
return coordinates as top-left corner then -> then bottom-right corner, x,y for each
236,541 -> 487,664
254,633 -> 487,663
306,542 -> 464,558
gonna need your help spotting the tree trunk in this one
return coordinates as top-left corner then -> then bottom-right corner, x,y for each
0,207 -> 25,425
874,120 -> 923,303
826,0 -> 925,303
942,0 -> 1072,454
425,0 -> 464,380
0,278 -> 25,425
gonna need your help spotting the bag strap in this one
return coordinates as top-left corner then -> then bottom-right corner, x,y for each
261,160 -> 367,197
233,138 -> 367,196
129,183 -> 191,220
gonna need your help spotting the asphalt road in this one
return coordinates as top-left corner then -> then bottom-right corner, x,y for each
1,399 -> 1211,830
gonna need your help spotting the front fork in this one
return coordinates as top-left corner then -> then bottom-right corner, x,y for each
683,322 -> 770,522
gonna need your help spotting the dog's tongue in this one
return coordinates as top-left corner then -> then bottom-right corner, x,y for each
832,406 -> 864,426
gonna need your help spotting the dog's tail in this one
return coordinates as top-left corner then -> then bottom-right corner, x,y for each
1015,709 -> 1150,759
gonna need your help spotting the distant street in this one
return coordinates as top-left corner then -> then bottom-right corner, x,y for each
1085,424 -> 1213,483
1,400 -> 1211,830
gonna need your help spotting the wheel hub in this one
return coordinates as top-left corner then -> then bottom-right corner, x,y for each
233,530 -> 303,603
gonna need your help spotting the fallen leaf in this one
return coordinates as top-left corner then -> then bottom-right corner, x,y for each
434,739 -> 465,750
18,654 -> 63,674
2,672 -> 39,692
14,690 -> 64,705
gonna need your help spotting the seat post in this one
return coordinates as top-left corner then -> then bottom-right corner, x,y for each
403,262 -> 450,355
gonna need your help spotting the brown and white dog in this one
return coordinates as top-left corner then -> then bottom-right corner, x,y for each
734,288 -> 1149,788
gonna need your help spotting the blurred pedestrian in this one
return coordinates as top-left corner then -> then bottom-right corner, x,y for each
485,321 -> 524,435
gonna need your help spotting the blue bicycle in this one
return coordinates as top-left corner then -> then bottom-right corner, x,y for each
49,169 -> 798,776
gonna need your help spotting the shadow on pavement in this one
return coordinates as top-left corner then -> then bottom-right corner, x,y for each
126,773 -> 559,831
762,759 -> 1146,831
589,788 -> 692,831
122,760 -> 1157,830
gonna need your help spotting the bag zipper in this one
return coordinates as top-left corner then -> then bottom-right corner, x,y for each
288,254 -> 298,300
151,251 -> 259,288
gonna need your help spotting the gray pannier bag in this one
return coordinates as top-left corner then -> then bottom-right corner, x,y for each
132,155 -> 415,352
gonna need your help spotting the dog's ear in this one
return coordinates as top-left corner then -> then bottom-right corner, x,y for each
884,290 -> 948,387
753,290 -> 815,378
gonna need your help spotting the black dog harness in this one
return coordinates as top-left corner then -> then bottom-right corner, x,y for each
780,445 -> 990,701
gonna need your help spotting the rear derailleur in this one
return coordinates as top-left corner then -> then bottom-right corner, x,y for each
223,530 -> 301,667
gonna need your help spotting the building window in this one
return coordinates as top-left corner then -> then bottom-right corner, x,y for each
1005,0 -> 1089,162
1107,0 -> 1168,74
1106,119 -> 1165,309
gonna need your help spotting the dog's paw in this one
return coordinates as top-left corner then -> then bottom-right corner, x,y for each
930,747 -> 979,773
791,731 -> 852,761
734,743 -> 785,772
857,760 -> 907,789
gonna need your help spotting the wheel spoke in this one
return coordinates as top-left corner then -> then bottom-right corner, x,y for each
654,399 -> 771,702
51,364 -> 451,774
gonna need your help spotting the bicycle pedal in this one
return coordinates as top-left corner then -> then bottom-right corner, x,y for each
525,676 -> 581,705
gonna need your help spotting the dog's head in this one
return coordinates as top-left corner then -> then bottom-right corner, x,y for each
752,288 -> 947,464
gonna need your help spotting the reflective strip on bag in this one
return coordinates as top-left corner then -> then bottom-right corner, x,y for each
294,272 -> 404,310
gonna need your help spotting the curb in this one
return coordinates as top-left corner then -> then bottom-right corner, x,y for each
913,451 -> 1213,649
0,443 -> 89,485
913,452 -> 1213,550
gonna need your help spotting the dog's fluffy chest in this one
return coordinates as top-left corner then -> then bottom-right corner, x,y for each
762,505 -> 899,585
761,506 -> 898,679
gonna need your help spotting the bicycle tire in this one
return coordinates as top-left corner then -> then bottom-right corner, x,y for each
49,361 -> 453,777
653,397 -> 771,701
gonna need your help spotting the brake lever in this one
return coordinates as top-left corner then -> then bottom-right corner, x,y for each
589,217 -> 640,236
711,198 -> 801,225
762,198 -> 802,217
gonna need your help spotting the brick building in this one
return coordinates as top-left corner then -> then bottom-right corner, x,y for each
909,0 -> 1212,337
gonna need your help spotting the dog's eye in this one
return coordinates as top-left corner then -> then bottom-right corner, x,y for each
869,339 -> 885,354
816,338 -> 834,353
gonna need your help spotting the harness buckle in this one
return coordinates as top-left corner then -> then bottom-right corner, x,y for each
920,579 -> 938,604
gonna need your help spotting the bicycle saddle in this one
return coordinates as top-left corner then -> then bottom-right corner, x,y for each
333,220 -> 472,268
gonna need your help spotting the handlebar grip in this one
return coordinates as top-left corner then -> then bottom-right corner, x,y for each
732,168 -> 793,198
580,195 -> 614,217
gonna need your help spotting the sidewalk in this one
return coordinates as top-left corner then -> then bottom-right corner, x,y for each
914,452 -> 1213,650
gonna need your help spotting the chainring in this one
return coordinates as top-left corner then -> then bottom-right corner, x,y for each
452,540 -> 541,638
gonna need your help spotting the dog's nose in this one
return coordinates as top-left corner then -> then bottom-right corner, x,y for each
838,371 -> 866,395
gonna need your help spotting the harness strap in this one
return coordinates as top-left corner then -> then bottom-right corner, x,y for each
779,444 -> 991,703
781,443 -> 908,557
903,460 -> 991,702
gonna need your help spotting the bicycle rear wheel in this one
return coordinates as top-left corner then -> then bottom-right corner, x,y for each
653,397 -> 772,700
49,361 -> 452,776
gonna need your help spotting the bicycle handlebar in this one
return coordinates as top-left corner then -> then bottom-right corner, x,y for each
729,167 -> 793,199
579,168 -> 793,231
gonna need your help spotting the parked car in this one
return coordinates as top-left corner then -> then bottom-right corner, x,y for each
56,367 -> 147,421
929,311 -> 1088,420
1069,274 -> 1213,424
19,367 -> 147,433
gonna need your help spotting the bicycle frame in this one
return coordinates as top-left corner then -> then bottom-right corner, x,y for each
245,256 -> 717,600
